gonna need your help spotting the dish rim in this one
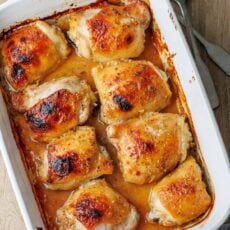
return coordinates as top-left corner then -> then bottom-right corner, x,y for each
0,0 -> 229,229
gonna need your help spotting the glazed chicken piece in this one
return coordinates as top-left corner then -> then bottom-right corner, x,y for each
1,20 -> 71,91
57,179 -> 139,229
12,76 -> 96,142
39,127 -> 113,190
67,0 -> 151,61
107,112 -> 192,185
92,60 -> 172,124
147,156 -> 211,226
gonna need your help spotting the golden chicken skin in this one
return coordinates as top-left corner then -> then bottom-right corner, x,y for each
1,20 -> 70,91
107,112 -> 192,185
39,127 -> 113,190
147,156 -> 212,226
67,0 -> 151,61
92,59 -> 172,124
57,179 -> 139,229
12,76 -> 96,142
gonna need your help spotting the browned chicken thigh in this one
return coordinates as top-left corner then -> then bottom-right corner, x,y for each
39,127 -> 113,190
107,112 -> 192,185
147,156 -> 211,226
1,20 -> 70,91
57,179 -> 139,229
68,0 -> 151,61
12,76 -> 96,142
93,60 -> 172,124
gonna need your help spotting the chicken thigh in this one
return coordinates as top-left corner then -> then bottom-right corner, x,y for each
12,76 -> 96,142
107,112 -> 192,185
39,127 -> 113,190
68,0 -> 151,61
1,20 -> 70,91
57,179 -> 139,230
93,60 -> 172,124
147,156 -> 211,226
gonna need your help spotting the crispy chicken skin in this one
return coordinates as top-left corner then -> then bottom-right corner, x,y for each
1,20 -> 70,91
56,179 -> 139,229
147,156 -> 211,226
67,0 -> 151,61
12,76 -> 96,142
107,112 -> 192,185
39,127 -> 113,190
92,60 -> 172,124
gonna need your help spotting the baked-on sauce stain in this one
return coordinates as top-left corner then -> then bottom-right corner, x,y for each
50,156 -> 73,177
130,129 -> 155,156
40,101 -> 55,115
113,95 -> 133,111
12,63 -> 24,78
10,45 -> 33,64
26,112 -> 50,131
125,34 -> 134,44
48,151 -> 81,179
75,197 -> 108,228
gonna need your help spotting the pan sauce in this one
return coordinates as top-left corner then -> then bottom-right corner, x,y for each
1,4 -> 211,229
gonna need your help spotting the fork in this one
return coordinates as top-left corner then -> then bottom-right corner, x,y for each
177,14 -> 230,77
173,0 -> 219,109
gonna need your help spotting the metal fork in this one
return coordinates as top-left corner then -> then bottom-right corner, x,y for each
173,0 -> 219,109
177,14 -> 230,77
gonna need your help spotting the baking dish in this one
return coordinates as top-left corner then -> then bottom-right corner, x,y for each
0,0 -> 230,229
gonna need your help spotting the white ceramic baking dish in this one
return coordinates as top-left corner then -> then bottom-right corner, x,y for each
0,0 -> 229,229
